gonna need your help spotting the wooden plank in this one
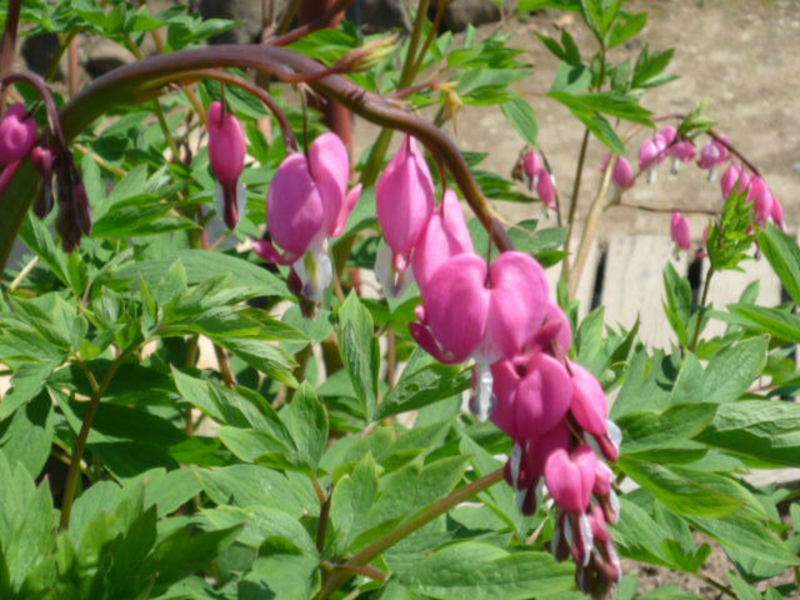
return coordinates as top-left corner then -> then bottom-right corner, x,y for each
600,235 -> 689,348
700,255 -> 783,338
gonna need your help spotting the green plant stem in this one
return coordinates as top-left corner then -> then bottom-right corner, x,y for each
567,150 -> 615,297
696,573 -> 736,599
315,468 -> 504,599
561,128 -> 590,287
360,0 -> 431,187
0,0 -> 21,79
689,266 -> 714,352
60,349 -> 133,529
45,30 -> 78,82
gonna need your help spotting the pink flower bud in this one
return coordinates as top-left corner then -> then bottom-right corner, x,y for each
411,189 -> 473,298
208,101 -> 247,230
747,176 -> 773,226
0,103 -> 37,165
672,140 -> 696,162
569,361 -> 608,436
670,211 -> 691,251
721,163 -> 749,198
254,132 -> 360,301
611,156 -> 634,190
521,149 -> 540,180
771,195 -> 785,230
376,135 -> 435,272
697,139 -> 720,169
536,169 -> 557,210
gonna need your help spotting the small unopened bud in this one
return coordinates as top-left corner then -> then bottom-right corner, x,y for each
335,34 -> 398,74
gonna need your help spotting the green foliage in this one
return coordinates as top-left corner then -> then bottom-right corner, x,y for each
0,0 -> 797,598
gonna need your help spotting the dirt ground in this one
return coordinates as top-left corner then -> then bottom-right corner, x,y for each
354,0 -> 800,245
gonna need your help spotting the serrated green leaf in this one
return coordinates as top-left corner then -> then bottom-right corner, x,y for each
337,292 -> 379,421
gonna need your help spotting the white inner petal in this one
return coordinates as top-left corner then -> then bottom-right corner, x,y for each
578,512 -> 594,566
294,245 -> 333,302
213,182 -> 225,223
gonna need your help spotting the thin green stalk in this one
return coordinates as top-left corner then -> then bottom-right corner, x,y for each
0,0 -> 21,79
561,128 -> 590,286
60,348 -> 135,529
689,266 -> 714,352
360,0 -> 431,186
315,468 -> 504,599
567,146 -> 614,298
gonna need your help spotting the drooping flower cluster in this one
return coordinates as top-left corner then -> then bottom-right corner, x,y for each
379,136 -> 622,593
720,162 -> 784,229
0,103 -> 37,195
253,132 -> 361,301
518,148 -> 557,210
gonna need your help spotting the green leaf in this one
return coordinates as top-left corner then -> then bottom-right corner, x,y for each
689,514 -> 799,567
377,354 -> 470,419
548,91 -> 652,125
329,453 -> 380,552
662,262 -> 692,347
632,46 -> 675,89
701,335 -> 768,403
0,390 -> 54,478
0,361 -> 57,419
757,225 -> 800,306
286,383 -> 328,473
727,303 -> 800,343
396,542 -> 575,599
608,11 -> 647,48
696,400 -> 800,467
337,292 -> 379,421
618,457 -> 756,518
116,249 -> 288,298
239,553 -> 320,600
215,337 -> 297,386
500,95 -> 538,146
618,402 -> 717,455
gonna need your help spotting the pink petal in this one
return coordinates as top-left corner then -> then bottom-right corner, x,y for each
569,361 -> 608,436
267,152 -> 325,256
308,132 -> 350,237
670,211 -> 691,251
424,253 -> 490,363
376,136 -> 435,268
514,352 -> 572,438
207,102 -> 246,184
412,190 -> 473,298
490,359 -> 520,437
484,251 -> 548,361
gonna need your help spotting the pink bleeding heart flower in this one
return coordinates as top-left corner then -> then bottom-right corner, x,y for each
747,176 -> 773,226
536,169 -> 557,210
490,351 -> 572,441
208,101 -> 247,230
639,136 -> 666,183
593,461 -> 620,525
721,163 -> 750,199
376,135 -> 435,274
254,132 -> 361,301
771,195 -> 785,230
411,251 -> 548,419
545,444 -> 597,514
0,103 -> 37,165
697,136 -> 729,181
656,126 -> 677,147
670,211 -> 691,251
670,140 -> 696,174
568,361 -> 608,437
410,189 -> 474,298
521,149 -> 541,189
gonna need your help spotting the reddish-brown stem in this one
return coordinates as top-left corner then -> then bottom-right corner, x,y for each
0,0 -> 21,79
707,128 -> 761,177
615,201 -> 717,216
58,44 -> 513,252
